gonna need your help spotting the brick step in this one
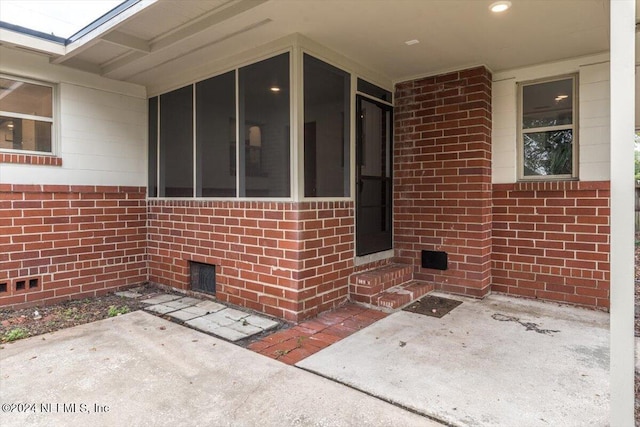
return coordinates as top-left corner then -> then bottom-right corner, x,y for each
376,280 -> 435,310
349,263 -> 414,305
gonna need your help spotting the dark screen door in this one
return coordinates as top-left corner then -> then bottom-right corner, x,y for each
356,96 -> 393,256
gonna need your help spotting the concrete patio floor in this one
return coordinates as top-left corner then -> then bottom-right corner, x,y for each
0,310 -> 440,427
297,293 -> 610,427
0,292 -> 610,426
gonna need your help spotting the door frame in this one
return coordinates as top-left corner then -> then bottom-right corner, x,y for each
355,94 -> 394,256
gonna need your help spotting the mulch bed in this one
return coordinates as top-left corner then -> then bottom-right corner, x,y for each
0,284 -> 159,345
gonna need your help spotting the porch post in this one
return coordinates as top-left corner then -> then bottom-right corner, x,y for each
609,0 -> 635,425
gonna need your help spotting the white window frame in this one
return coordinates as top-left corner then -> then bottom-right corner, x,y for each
0,75 -> 56,156
517,74 -> 578,181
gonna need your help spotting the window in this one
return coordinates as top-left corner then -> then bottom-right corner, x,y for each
148,97 -> 158,197
149,52 -> 290,198
159,85 -> 193,197
0,77 -> 54,154
519,75 -> 577,179
304,54 -> 350,197
239,53 -> 290,197
196,71 -> 236,197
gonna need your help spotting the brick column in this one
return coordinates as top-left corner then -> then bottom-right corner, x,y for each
394,67 -> 492,297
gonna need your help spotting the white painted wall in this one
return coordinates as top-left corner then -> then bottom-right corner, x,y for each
0,47 -> 147,187
492,53 -> 611,183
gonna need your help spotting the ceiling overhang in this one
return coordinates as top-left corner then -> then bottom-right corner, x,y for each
0,0 -> 627,92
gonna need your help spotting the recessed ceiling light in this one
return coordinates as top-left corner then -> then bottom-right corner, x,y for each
270,86 -> 280,92
555,95 -> 568,102
405,39 -> 420,46
489,1 -> 511,13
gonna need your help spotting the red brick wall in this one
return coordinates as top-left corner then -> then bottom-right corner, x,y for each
492,181 -> 610,308
0,64 -> 611,316
0,184 -> 147,309
393,66 -> 493,297
148,200 -> 362,321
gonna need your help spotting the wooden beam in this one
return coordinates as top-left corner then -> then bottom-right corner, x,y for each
101,50 -> 148,76
101,30 -> 151,53
149,0 -> 268,51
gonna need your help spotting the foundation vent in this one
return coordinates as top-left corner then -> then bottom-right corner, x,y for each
190,261 -> 216,294
421,250 -> 448,270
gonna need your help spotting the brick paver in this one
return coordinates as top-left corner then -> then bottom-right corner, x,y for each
248,303 -> 388,365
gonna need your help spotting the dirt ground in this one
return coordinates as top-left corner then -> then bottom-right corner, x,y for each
0,284 -> 160,344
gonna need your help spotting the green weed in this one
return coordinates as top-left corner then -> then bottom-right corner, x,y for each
107,306 -> 130,317
3,328 -> 28,342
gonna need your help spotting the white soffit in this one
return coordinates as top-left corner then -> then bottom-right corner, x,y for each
0,0 -> 610,88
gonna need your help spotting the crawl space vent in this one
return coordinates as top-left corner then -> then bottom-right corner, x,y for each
190,261 -> 216,294
421,250 -> 448,270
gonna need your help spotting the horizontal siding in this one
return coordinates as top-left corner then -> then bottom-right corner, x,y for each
0,47 -> 147,187
492,54 -> 610,183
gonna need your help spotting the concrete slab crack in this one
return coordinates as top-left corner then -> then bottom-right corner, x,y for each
491,313 -> 560,335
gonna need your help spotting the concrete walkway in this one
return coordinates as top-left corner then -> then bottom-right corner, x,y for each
0,311 -> 442,427
119,290 -> 280,342
297,293 -> 610,427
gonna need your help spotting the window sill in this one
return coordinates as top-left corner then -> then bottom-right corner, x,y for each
355,249 -> 394,266
517,177 -> 578,182
0,153 -> 62,166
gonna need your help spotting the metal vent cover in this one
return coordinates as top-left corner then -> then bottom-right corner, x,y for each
190,261 -> 216,294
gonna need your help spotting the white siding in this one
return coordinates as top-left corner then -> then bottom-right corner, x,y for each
492,54 -> 610,183
0,47 -> 147,186
578,62 -> 610,181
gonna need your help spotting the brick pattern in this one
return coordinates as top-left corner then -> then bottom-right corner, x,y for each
248,303 -> 388,365
492,181 -> 610,308
349,263 -> 413,304
0,153 -> 63,166
376,280 -> 434,309
393,66 -> 493,297
148,200 -> 372,322
0,184 -> 147,308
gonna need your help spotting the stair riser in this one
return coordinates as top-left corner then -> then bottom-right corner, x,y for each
350,265 -> 414,295
375,282 -> 435,310
350,264 -> 434,310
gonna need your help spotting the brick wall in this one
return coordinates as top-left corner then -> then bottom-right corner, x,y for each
393,66 -> 493,297
0,184 -> 147,308
492,181 -> 610,308
0,62 -> 611,315
148,200 -> 362,321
